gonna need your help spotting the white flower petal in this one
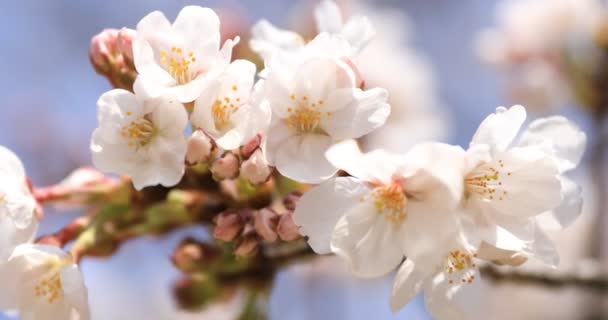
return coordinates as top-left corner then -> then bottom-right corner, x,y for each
330,200 -> 404,278
518,116 -> 586,172
325,140 -> 403,183
470,105 -> 526,153
60,264 -> 90,320
293,177 -> 369,254
314,0 -> 344,34
470,147 -> 562,219
536,176 -> 582,230
172,6 -> 220,54
217,102 -> 271,150
525,225 -> 560,267
294,58 -> 355,104
390,259 -> 431,312
322,88 -> 390,140
132,67 -> 176,100
262,120 -> 293,166
341,16 -> 376,53
274,134 -> 336,183
0,146 -> 26,181
133,11 -> 172,71
150,95 -> 189,136
249,20 -> 304,60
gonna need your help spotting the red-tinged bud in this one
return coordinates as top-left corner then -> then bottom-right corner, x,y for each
234,235 -> 259,257
283,192 -> 302,211
277,211 -> 301,241
240,133 -> 262,159
186,130 -> 213,165
89,29 -> 120,73
253,208 -> 278,242
116,27 -> 136,68
211,153 -> 240,180
241,149 -> 271,184
213,211 -> 244,241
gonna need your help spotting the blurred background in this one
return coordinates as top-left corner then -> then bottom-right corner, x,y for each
0,0 -> 605,319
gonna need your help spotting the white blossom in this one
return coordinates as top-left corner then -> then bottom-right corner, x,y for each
259,42 -> 390,183
91,89 -> 188,190
461,105 -> 586,266
250,0 -> 373,61
293,140 -> 465,277
190,60 -> 271,150
0,146 -> 38,260
0,244 -> 89,320
133,6 -> 239,103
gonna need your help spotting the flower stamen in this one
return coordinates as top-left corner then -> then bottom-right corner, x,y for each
121,114 -> 156,149
160,47 -> 197,85
285,93 -> 331,133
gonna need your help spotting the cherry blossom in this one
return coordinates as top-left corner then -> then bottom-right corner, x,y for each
132,6 -> 239,103
91,89 -> 188,190
0,244 -> 89,320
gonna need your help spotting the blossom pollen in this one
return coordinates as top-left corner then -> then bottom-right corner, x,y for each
160,47 -> 197,84
34,257 -> 71,304
285,93 -> 330,133
370,184 -> 407,224
120,114 -> 156,149
464,159 -> 510,201
212,91 -> 243,128
445,249 -> 478,285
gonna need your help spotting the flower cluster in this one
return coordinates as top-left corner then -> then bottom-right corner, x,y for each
0,146 -> 89,319
0,1 -> 588,319
294,105 -> 586,317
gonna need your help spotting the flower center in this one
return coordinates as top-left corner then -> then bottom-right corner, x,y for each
368,184 -> 407,224
285,93 -> 331,133
33,257 -> 71,304
445,249 -> 478,285
121,113 -> 156,149
464,159 -> 511,202
212,86 -> 243,129
160,46 -> 197,85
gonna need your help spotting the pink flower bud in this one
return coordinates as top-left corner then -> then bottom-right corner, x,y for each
277,211 -> 301,241
234,236 -> 259,257
186,130 -> 213,165
240,133 -> 261,158
253,208 -> 278,242
341,56 -> 364,89
213,211 -> 243,241
89,29 -> 120,72
211,153 -> 240,180
283,192 -> 302,211
116,27 -> 136,67
240,149 -> 271,184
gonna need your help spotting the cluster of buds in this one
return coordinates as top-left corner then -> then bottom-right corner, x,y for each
212,192 -> 302,258
89,28 -> 137,90
187,131 -> 272,185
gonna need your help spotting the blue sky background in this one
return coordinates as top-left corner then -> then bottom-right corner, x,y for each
0,1 -> 592,319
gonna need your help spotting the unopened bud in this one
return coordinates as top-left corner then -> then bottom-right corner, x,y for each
211,153 -> 240,180
213,211 -> 243,241
172,238 -> 221,273
241,134 -> 262,158
89,29 -> 120,73
89,28 -> 137,90
116,27 -> 136,67
234,236 -> 259,257
341,56 -> 364,89
253,208 -> 278,242
186,130 -> 213,165
240,149 -> 271,184
277,211 -> 301,241
283,192 -> 302,211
